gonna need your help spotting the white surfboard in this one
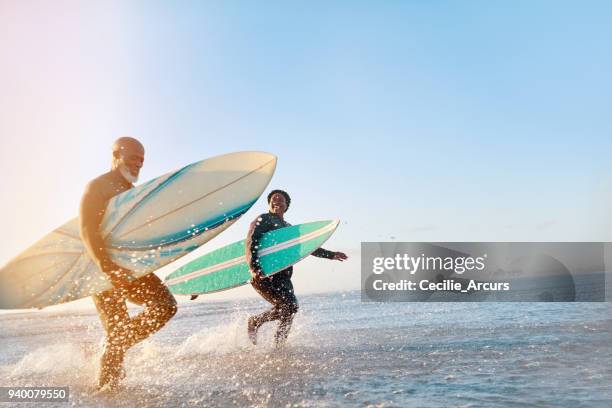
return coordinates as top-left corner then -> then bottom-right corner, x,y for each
0,151 -> 277,309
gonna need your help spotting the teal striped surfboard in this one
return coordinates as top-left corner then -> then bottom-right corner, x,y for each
165,220 -> 339,295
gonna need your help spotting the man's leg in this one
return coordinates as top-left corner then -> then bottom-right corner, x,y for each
248,305 -> 283,344
250,278 -> 284,328
92,273 -> 176,389
272,279 -> 299,347
92,289 -> 131,389
249,276 -> 299,345
121,273 -> 178,349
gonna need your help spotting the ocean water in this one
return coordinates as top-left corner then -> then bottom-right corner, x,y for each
1,291 -> 610,407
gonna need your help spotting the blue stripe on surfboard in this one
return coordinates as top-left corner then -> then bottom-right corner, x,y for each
113,243 -> 201,268
108,200 -> 255,250
108,161 -> 197,238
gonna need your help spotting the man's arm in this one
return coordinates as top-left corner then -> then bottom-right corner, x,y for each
79,181 -> 132,288
245,215 -> 268,280
312,248 -> 348,261
311,247 -> 336,259
79,182 -> 111,269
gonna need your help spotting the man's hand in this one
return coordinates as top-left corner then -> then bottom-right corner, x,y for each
333,252 -> 348,261
250,268 -> 266,282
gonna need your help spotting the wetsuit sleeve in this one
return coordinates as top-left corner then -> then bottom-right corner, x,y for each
245,215 -> 268,274
311,247 -> 336,259
79,181 -> 114,273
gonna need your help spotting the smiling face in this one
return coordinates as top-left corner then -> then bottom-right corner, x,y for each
112,137 -> 145,183
268,192 -> 288,217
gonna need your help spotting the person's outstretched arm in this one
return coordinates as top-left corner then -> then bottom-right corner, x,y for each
312,248 -> 348,261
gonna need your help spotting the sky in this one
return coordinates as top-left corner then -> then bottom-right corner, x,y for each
1,0 -> 612,305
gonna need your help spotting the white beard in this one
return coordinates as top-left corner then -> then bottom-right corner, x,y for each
119,165 -> 139,183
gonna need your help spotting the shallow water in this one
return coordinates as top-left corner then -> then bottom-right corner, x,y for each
1,292 -> 611,407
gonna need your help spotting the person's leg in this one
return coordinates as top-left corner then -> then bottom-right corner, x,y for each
250,307 -> 281,326
273,279 -> 299,347
121,273 -> 177,349
250,277 -> 283,324
249,276 -> 299,345
92,274 -> 176,390
92,289 -> 130,389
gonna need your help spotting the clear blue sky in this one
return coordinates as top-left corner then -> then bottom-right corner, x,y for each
1,1 -> 611,296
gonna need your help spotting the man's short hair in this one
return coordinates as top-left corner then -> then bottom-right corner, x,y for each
267,189 -> 291,209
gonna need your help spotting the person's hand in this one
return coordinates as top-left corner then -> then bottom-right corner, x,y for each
333,252 -> 348,261
251,269 -> 265,282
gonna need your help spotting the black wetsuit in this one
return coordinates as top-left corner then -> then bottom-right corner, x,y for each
246,212 -> 334,344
